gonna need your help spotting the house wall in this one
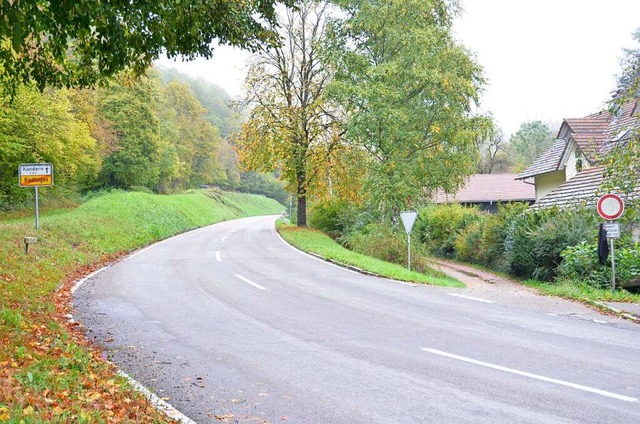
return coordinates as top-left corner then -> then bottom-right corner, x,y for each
565,143 -> 578,180
564,143 -> 590,180
534,171 -> 566,200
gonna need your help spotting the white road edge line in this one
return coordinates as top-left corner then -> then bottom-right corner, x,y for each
117,370 -> 196,424
273,227 -> 360,275
70,265 -> 196,423
273,227 -> 418,287
236,274 -> 268,291
215,251 -> 222,262
274,226 -> 418,287
447,293 -> 495,304
71,266 -> 109,294
421,348 -> 638,403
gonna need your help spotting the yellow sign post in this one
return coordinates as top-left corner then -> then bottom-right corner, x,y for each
19,163 -> 54,229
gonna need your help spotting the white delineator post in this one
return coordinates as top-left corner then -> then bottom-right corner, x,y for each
400,210 -> 418,272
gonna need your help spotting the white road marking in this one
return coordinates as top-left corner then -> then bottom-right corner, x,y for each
236,274 -> 268,291
274,230 -> 365,276
71,266 -> 109,294
275,227 -> 420,286
215,251 -> 222,262
447,293 -> 495,304
117,370 -> 196,423
421,348 -> 638,403
221,236 -> 228,242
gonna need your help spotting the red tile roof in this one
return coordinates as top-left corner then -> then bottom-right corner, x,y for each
529,166 -> 604,210
516,138 -> 567,180
433,174 -> 535,204
518,100 -> 639,180
530,165 -> 640,210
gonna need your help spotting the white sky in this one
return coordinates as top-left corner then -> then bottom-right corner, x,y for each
156,0 -> 640,137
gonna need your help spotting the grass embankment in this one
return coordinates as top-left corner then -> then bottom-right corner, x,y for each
277,222 -> 463,288
523,279 -> 640,304
0,189 -> 283,423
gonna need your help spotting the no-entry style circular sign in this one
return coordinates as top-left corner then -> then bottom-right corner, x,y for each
597,193 -> 625,220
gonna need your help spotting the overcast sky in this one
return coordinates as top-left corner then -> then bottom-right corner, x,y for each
156,0 -> 640,137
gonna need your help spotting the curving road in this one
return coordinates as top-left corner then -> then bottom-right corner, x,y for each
73,215 -> 640,423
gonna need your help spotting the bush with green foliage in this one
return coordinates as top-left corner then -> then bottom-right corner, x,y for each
561,241 -> 640,288
309,199 -> 353,240
414,204 -> 485,257
504,207 -> 597,281
345,223 -> 407,264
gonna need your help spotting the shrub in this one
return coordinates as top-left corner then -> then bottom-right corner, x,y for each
454,221 -> 484,263
505,208 -> 597,281
345,223 -> 408,264
309,199 -> 357,240
561,241 -> 640,288
415,204 -> 486,257
560,242 -> 610,288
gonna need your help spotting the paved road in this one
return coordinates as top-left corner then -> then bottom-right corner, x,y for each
73,216 -> 640,423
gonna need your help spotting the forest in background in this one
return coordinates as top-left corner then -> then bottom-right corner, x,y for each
0,66 -> 288,211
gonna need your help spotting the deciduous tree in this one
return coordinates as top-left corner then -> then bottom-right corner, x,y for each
325,0 -> 490,218
508,120 -> 555,171
0,86 -> 98,208
477,128 -> 514,174
236,1 -> 340,226
97,76 -> 162,189
0,0 -> 295,96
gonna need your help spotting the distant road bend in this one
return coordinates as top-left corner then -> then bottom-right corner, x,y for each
73,215 -> 640,423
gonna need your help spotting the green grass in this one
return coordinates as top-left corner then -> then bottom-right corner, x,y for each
0,189 -> 283,423
522,279 -> 640,303
277,222 -> 463,287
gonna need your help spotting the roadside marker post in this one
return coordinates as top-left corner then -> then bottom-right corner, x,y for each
400,210 -> 418,272
597,194 -> 624,290
19,163 -> 54,230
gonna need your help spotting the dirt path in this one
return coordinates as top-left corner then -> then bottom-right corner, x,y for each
429,258 -> 620,320
431,258 -> 535,293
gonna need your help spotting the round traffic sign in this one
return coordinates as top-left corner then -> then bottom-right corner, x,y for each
597,194 -> 624,220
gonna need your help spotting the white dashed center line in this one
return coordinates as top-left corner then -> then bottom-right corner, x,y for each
236,274 -> 268,291
447,293 -> 495,304
421,348 -> 638,402
215,251 -> 222,262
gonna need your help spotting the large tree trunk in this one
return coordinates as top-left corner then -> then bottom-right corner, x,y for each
297,193 -> 307,227
296,171 -> 307,227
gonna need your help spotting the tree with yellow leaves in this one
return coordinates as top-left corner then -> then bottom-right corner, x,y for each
236,1 -> 341,226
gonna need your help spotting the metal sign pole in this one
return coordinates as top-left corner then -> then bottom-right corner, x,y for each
399,210 -> 418,273
610,237 -> 616,291
408,233 -> 411,272
35,186 -> 40,230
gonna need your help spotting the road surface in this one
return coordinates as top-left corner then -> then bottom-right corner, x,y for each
73,215 -> 640,423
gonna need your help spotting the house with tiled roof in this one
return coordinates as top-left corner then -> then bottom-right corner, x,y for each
433,174 -> 535,213
516,100 -> 639,209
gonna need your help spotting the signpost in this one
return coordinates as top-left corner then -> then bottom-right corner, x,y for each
400,210 -> 418,272
597,194 -> 624,290
19,163 -> 54,229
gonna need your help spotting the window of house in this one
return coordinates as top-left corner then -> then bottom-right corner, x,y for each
575,151 -> 583,172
